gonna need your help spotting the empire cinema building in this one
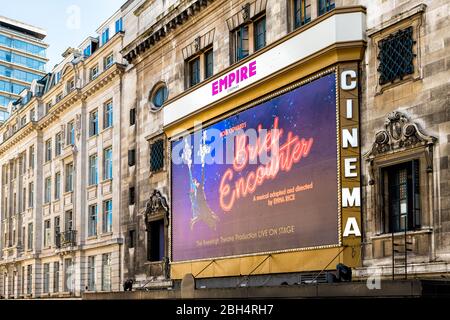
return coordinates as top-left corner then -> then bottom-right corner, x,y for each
1,0 -> 449,299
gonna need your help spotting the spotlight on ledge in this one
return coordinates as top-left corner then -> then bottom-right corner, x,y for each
327,263 -> 352,283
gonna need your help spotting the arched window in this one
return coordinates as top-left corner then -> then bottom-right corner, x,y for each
150,84 -> 168,112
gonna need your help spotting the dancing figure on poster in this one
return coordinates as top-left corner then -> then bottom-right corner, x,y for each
182,132 -> 220,231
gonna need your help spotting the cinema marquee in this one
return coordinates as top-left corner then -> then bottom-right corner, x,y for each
164,7 -> 366,280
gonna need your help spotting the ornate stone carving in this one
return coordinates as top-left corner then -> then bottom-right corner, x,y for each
367,111 -> 436,156
145,190 -> 169,227
365,111 -> 437,184
193,36 -> 201,52
242,3 -> 251,21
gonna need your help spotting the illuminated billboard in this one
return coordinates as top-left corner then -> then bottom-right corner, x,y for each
171,73 -> 339,262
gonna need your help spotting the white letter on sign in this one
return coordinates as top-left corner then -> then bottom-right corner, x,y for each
344,158 -> 358,178
342,187 -> 361,207
341,70 -> 357,90
343,217 -> 361,237
342,128 -> 358,148
346,100 -> 353,119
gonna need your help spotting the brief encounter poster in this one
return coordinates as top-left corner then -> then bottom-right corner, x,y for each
171,73 -> 339,262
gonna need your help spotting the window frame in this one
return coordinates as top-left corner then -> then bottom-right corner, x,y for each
65,163 -> 74,193
149,138 -> 165,173
103,147 -> 113,180
102,28 -> 110,45
104,101 -> 113,129
188,56 -> 201,87
28,182 -> 34,208
67,121 -> 75,145
43,220 -> 51,248
44,176 -> 52,203
101,253 -> 111,291
88,204 -> 98,237
91,64 -> 99,80
233,24 -> 250,63
253,15 -> 266,51
88,256 -> 96,291
115,18 -> 123,33
293,0 -> 311,29
230,12 -> 267,64
27,222 -> 33,250
45,138 -> 52,162
89,154 -> 98,185
55,132 -> 62,156
318,0 -> 335,16
150,84 -> 168,112
55,172 -> 61,200
89,109 -> 99,137
204,48 -> 214,80
102,199 -> 113,233
104,53 -> 114,69
53,262 -> 60,293
380,159 -> 421,234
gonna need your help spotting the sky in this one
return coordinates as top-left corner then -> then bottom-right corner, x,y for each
0,0 -> 125,71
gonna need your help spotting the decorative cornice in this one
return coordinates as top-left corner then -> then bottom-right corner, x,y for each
123,0 -> 215,63
38,89 -> 82,130
0,63 -> 126,153
0,121 -> 39,155
81,63 -> 126,99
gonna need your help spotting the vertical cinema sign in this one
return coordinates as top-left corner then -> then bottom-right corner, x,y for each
339,63 -> 362,266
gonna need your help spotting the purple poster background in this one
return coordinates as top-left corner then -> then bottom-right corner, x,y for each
171,73 -> 338,262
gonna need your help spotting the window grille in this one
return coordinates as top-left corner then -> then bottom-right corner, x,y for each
150,139 -> 164,172
378,27 -> 415,85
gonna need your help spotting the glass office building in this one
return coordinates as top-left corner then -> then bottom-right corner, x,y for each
0,16 -> 48,121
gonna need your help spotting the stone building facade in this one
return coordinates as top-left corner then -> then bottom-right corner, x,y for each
357,0 -> 450,278
120,0 -> 449,288
0,0 -> 449,298
119,0 -> 298,287
0,10 -> 126,298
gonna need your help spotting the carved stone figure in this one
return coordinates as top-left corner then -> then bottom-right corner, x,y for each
242,3 -> 250,21
145,190 -> 169,227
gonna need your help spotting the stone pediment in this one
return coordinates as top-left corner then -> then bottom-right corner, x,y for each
365,111 -> 436,158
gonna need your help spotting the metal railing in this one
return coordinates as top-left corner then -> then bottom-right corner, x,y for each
55,230 -> 77,248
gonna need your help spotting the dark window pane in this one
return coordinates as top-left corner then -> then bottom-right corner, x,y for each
128,149 -> 136,167
235,25 -> 249,62
294,0 -> 311,28
189,57 -> 200,87
129,108 -> 136,126
152,86 -> 168,111
147,220 -> 164,261
129,230 -> 135,248
318,0 -> 335,16
204,49 -> 214,79
382,160 -> 421,233
254,17 -> 266,51
129,187 -> 135,205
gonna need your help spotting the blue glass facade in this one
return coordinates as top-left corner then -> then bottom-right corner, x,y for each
0,27 -> 47,115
